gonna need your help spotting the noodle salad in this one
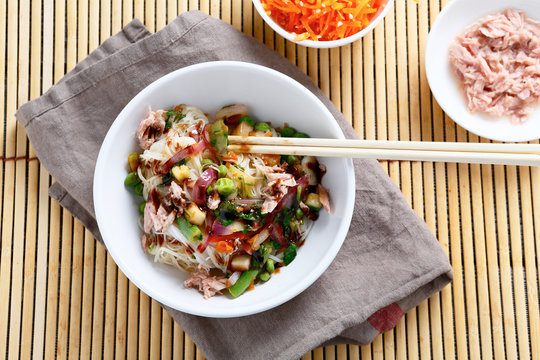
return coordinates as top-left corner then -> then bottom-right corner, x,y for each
124,103 -> 330,299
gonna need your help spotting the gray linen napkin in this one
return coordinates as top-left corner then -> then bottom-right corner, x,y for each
16,11 -> 453,360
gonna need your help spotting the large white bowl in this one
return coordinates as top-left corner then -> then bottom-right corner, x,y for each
426,0 -> 540,142
252,0 -> 394,48
94,61 -> 355,318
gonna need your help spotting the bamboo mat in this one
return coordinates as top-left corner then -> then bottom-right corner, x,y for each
0,0 -> 539,359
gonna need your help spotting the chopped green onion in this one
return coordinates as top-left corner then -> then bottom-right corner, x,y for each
229,270 -> 258,297
175,217 -> 202,242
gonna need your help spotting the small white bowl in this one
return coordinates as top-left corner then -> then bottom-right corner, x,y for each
252,0 -> 395,48
94,61 -> 355,318
426,0 -> 540,142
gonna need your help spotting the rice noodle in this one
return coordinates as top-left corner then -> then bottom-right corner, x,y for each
131,104 -> 327,298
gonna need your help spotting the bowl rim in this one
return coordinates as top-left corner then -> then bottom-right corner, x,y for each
251,0 -> 395,48
93,61 -> 356,317
425,0 -> 540,142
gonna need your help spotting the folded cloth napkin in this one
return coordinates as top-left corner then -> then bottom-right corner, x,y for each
16,11 -> 453,360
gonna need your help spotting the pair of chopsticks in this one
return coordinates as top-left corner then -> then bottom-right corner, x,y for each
228,136 -> 540,167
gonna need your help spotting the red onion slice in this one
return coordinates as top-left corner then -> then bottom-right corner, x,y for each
192,168 -> 217,206
160,140 -> 206,174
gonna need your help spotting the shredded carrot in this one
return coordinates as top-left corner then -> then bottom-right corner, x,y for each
215,241 -> 234,253
261,0 -> 383,41
222,151 -> 238,162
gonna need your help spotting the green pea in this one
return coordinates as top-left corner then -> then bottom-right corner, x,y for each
293,132 -> 309,138
139,202 -> 146,215
124,172 -> 140,187
280,127 -> 296,137
266,259 -> 275,273
215,178 -> 235,196
201,158 -> 213,166
258,272 -> 271,282
295,208 -> 304,220
218,164 -> 228,178
286,155 -> 300,164
134,182 -> 144,196
255,122 -> 272,132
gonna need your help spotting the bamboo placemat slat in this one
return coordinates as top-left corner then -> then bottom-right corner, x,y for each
0,0 -> 539,359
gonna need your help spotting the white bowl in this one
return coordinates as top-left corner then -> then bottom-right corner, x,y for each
426,0 -> 540,142
252,0 -> 395,48
94,61 -> 355,318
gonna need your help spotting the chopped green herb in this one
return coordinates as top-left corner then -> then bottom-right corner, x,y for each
271,240 -> 281,250
283,243 -> 298,265
255,122 -> 272,132
239,116 -> 255,127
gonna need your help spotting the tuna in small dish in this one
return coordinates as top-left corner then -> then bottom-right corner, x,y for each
449,9 -> 540,124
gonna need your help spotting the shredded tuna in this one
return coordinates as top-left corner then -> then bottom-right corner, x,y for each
144,201 -> 175,233
184,265 -> 228,299
141,234 -> 149,252
136,110 -> 166,149
449,9 -> 540,124
154,205 -> 176,232
167,182 -> 188,210
317,184 -> 331,213
143,201 -> 157,233
207,190 -> 221,210
258,165 -> 297,214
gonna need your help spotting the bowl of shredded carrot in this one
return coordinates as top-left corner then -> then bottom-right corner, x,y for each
253,0 -> 393,48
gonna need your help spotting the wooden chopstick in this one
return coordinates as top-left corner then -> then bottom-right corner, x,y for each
227,136 -> 540,167
229,136 -> 540,153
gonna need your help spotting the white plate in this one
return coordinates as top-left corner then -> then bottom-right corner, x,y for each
93,61 -> 355,318
426,0 -> 540,142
